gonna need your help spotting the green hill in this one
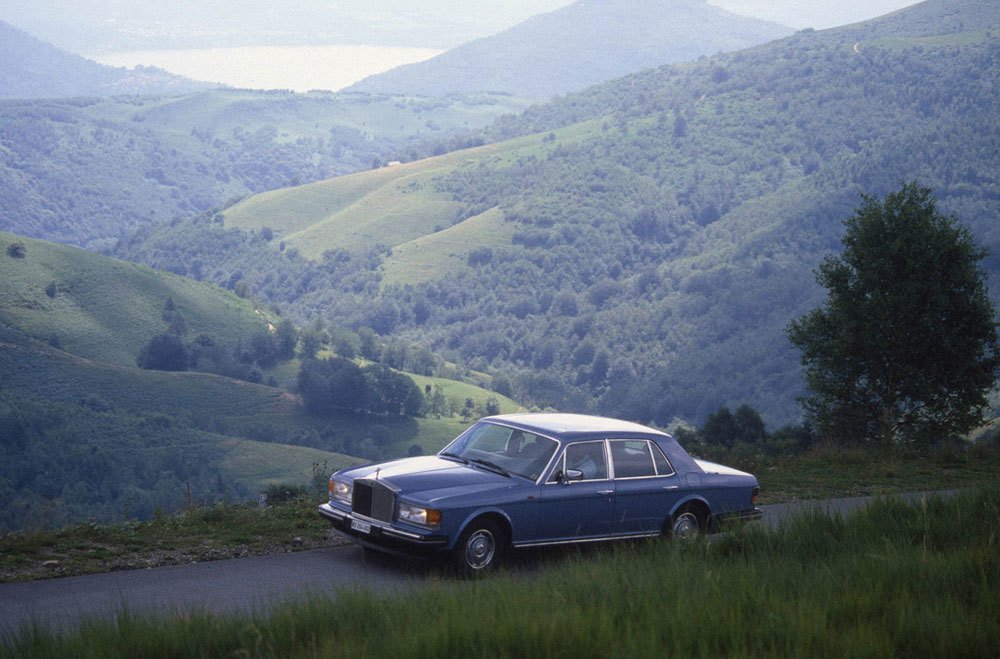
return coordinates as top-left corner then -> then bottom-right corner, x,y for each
0,313 -> 516,530
0,231 -> 269,367
121,0 -> 1000,429
348,0 -> 791,100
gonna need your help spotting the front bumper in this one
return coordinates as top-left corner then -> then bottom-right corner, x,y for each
318,502 -> 450,556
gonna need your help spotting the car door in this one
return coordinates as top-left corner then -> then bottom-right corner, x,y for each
534,440 -> 615,541
609,439 -> 682,534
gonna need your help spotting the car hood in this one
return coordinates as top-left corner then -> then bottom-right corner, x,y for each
341,456 -> 519,503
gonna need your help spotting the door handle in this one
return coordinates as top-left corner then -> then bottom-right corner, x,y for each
597,489 -> 613,495
663,485 -> 679,490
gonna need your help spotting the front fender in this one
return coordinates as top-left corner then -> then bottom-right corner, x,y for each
450,507 -> 516,550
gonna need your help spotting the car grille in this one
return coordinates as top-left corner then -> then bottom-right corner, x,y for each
352,479 -> 395,523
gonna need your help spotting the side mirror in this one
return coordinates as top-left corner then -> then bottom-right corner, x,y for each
557,468 -> 584,483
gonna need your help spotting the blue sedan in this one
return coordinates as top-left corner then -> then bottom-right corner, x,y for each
318,413 -> 761,573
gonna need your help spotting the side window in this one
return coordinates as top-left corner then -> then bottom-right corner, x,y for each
610,440 -> 657,479
651,442 -> 675,476
563,441 -> 608,480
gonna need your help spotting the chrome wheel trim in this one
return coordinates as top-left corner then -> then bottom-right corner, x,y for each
464,529 -> 496,570
672,511 -> 700,540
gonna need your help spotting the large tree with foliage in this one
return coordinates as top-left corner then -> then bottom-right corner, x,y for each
136,334 -> 189,372
787,183 -> 1000,446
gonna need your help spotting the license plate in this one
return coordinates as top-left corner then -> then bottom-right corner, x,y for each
351,519 -> 372,534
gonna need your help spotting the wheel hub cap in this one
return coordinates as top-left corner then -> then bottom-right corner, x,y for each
466,530 -> 495,569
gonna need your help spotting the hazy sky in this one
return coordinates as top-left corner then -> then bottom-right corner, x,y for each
707,0 -> 922,29
1,1 -> 927,52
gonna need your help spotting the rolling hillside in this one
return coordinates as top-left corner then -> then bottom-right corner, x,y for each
0,20 -> 211,99
0,89 -> 529,251
220,126 -> 597,261
123,0 -> 1000,428
0,231 -> 269,367
347,0 -> 792,99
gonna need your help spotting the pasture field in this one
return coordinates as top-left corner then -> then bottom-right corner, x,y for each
221,118 -> 602,263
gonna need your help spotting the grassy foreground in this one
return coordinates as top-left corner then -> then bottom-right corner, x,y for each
5,487 -> 998,657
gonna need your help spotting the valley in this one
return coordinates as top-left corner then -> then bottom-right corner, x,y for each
1,0 -> 998,543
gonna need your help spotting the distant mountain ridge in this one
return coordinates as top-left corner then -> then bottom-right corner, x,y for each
0,20 -> 213,99
347,0 -> 792,99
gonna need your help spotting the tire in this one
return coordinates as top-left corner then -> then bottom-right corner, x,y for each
668,504 -> 706,541
452,519 -> 506,576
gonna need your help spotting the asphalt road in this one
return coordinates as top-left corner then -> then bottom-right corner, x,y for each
0,491 -> 952,638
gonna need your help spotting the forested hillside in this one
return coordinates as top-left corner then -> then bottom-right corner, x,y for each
0,89 -> 528,250
0,20 -> 211,99
119,0 -> 1000,428
348,0 -> 791,99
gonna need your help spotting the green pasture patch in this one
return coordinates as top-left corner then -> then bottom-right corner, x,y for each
380,207 -> 514,287
409,373 -> 521,413
0,232 -> 267,367
222,145 -> 502,256
219,438 -> 364,490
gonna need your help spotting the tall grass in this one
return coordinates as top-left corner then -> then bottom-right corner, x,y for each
6,488 -> 998,658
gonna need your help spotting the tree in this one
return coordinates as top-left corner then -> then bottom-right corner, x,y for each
297,357 -> 366,416
361,364 -> 424,417
137,334 -> 189,371
6,241 -> 25,258
733,405 -> 766,445
787,183 -> 1000,447
275,319 -> 297,359
702,406 -> 737,448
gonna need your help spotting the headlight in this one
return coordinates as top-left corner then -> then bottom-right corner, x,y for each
397,502 -> 442,528
330,478 -> 352,504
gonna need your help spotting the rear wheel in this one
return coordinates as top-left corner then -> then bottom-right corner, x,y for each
668,504 -> 706,540
452,519 -> 506,576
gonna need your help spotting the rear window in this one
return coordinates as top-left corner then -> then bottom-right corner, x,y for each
610,440 -> 657,478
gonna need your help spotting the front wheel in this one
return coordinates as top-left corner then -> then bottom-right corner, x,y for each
452,519 -> 505,576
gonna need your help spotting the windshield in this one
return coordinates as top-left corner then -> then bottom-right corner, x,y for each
441,422 -> 558,481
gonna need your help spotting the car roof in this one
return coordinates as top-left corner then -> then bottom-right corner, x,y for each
482,413 -> 669,441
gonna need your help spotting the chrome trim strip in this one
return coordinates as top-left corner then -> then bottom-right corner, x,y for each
350,512 -> 426,539
318,502 -> 347,521
651,441 -> 676,477
514,532 -> 660,549
320,503 -> 429,541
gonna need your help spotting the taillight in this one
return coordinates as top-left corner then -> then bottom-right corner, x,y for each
752,486 -> 760,506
